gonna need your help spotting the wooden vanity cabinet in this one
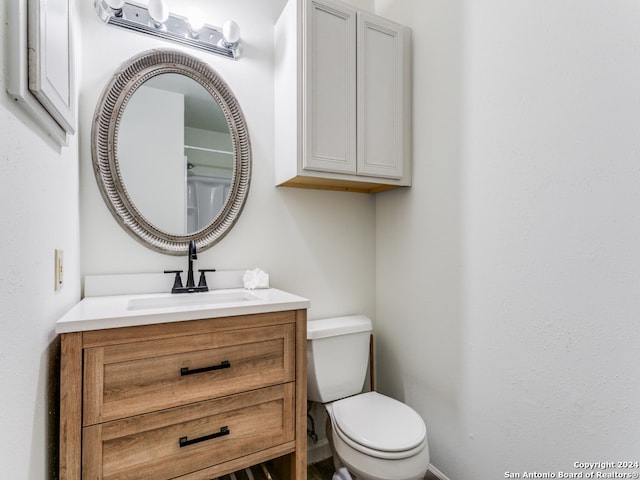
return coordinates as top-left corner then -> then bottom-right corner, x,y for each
59,309 -> 307,480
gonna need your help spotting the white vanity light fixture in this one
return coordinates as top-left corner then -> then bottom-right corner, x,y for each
94,0 -> 241,59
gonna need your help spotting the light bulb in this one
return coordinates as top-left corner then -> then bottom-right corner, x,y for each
105,0 -> 125,16
222,20 -> 240,45
187,8 -> 205,36
147,0 -> 169,27
105,0 -> 125,9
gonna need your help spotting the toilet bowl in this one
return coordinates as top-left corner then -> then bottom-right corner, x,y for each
326,392 -> 429,480
307,316 -> 430,480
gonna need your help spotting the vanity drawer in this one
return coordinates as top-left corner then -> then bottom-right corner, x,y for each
83,323 -> 295,425
82,383 -> 294,480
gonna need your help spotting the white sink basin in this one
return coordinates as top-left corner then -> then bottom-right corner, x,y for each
55,286 -> 310,334
127,290 -> 260,310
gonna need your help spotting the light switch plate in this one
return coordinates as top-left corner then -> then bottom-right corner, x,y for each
54,249 -> 64,291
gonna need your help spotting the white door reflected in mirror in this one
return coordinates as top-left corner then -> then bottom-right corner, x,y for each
118,73 -> 233,235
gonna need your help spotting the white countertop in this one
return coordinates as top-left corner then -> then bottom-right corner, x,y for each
55,288 -> 310,334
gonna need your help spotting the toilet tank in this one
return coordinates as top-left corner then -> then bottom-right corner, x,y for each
306,315 -> 372,403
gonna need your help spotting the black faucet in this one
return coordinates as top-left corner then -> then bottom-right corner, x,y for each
186,240 -> 198,289
164,240 -> 216,293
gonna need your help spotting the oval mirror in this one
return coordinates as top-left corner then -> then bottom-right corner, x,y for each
92,49 -> 251,255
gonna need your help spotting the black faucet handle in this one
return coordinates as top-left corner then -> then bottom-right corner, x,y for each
164,270 -> 184,292
197,269 -> 216,289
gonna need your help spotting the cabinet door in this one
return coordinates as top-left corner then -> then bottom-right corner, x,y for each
357,12 -> 409,179
304,0 -> 357,174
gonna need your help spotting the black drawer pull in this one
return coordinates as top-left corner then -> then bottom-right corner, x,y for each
180,360 -> 231,376
179,426 -> 230,448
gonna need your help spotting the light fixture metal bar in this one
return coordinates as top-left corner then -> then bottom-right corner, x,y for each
95,0 -> 239,59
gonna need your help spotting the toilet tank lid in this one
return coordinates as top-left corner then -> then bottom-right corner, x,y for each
307,315 -> 372,340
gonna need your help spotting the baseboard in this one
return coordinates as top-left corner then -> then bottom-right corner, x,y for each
428,464 -> 451,480
307,437 -> 332,465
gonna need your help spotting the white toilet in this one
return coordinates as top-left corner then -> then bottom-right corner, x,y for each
307,315 -> 430,480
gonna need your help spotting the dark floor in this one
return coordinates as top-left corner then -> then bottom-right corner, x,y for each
307,457 -> 336,480
308,457 -> 440,480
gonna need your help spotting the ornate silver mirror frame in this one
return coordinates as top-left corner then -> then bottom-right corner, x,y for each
92,49 -> 251,255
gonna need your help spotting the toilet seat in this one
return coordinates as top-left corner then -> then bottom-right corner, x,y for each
330,392 -> 427,460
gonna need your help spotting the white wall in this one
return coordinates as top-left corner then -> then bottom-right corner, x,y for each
0,3 -> 81,479
375,1 -> 640,478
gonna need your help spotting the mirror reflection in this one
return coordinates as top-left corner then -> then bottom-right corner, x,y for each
118,73 -> 233,234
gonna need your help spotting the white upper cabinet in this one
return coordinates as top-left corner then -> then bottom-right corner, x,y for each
275,0 -> 411,193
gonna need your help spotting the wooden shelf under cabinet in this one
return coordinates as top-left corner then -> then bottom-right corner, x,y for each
59,310 -> 307,480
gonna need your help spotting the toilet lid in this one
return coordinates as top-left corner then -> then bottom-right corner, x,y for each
332,392 -> 426,454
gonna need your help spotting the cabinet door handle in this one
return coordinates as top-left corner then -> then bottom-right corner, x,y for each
180,360 -> 231,376
179,426 -> 230,448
